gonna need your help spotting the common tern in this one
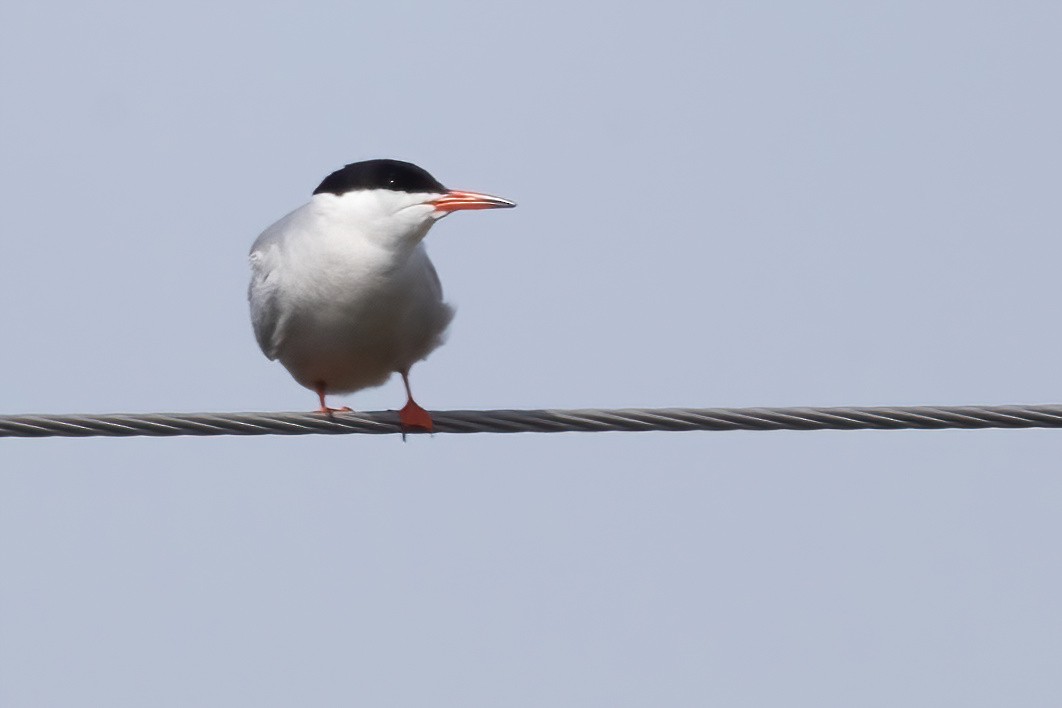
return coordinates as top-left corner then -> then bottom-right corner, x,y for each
248,159 -> 515,432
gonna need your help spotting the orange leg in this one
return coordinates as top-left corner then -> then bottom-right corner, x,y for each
399,370 -> 433,434
315,381 -> 352,416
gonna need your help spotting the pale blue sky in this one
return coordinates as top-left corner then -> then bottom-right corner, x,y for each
2,2 -> 1061,706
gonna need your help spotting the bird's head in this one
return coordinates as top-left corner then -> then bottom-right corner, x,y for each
311,159 -> 515,249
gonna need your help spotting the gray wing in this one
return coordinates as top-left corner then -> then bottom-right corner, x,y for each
248,241 -> 286,360
248,203 -> 313,360
409,246 -> 456,351
424,254 -> 445,302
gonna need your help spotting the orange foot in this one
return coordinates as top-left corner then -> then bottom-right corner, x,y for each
317,405 -> 353,416
314,382 -> 352,417
399,399 -> 434,434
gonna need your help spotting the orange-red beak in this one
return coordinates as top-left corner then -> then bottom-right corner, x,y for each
432,190 -> 517,212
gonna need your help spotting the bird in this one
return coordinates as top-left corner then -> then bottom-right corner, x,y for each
248,158 -> 515,432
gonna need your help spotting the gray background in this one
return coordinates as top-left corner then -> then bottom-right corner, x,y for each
2,1 -> 1061,706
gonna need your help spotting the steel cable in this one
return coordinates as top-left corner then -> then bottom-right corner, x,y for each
1,404 -> 1062,438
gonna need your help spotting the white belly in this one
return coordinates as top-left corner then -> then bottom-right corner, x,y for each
268,241 -> 454,394
279,282 -> 453,393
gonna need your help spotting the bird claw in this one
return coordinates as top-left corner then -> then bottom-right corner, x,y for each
399,400 -> 434,435
317,405 -> 353,417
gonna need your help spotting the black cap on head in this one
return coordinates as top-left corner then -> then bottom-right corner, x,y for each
313,159 -> 447,196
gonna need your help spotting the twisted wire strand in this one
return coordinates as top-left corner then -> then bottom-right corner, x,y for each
1,404 -> 1061,438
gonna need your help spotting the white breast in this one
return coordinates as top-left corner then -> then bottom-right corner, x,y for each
249,194 -> 454,394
